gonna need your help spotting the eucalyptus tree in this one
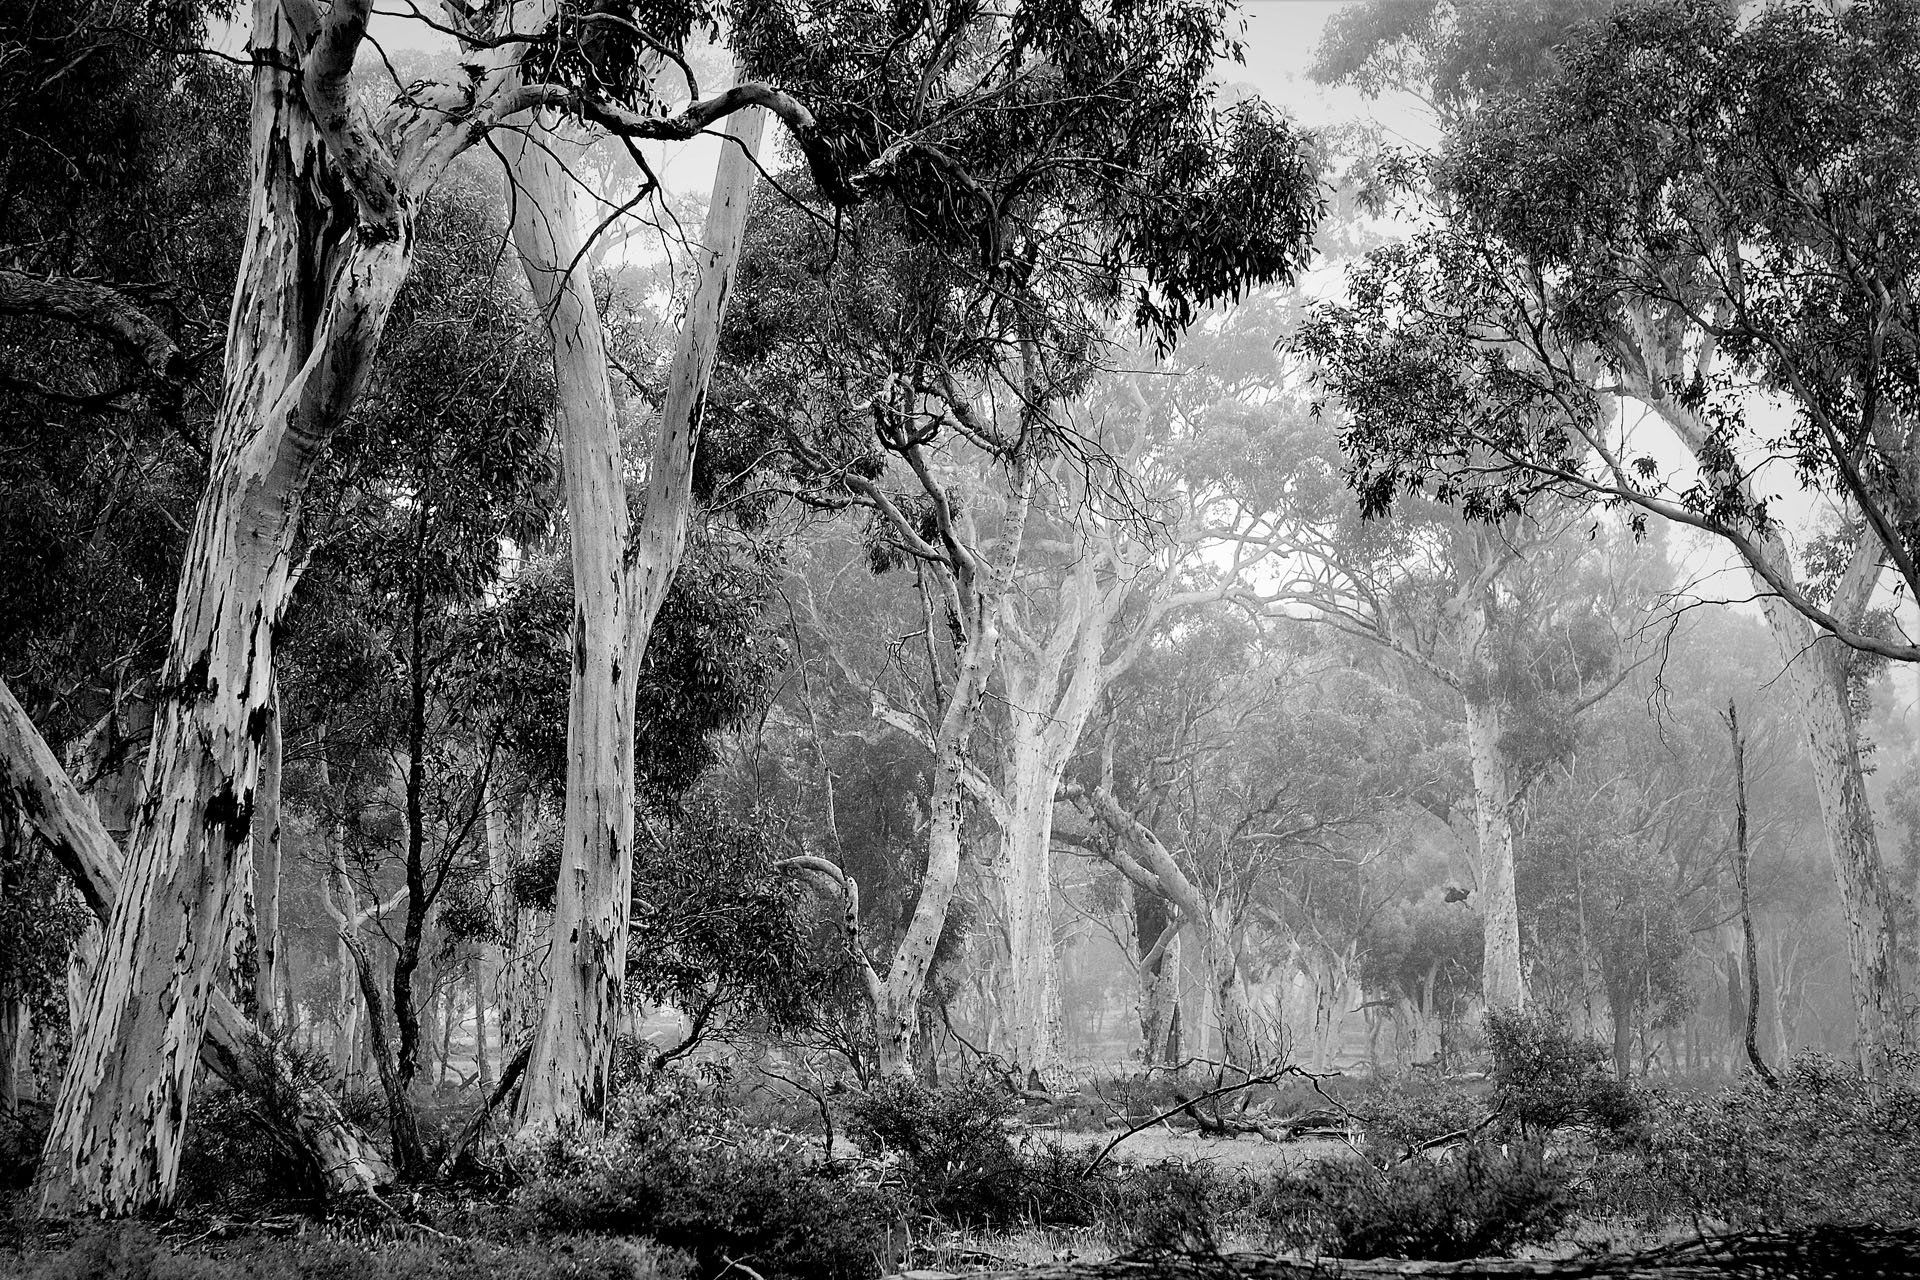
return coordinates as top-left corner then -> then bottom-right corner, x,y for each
2,0 -> 836,1213
705,0 -> 1321,1076
1063,622 -> 1441,1067
1306,0 -> 1916,1071
273,164 -> 556,1176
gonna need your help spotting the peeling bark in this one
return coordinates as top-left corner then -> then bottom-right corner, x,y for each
1462,694 -> 1522,1011
0,677 -> 391,1203
508,107 -> 769,1126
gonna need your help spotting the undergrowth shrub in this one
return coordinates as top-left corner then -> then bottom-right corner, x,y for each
177,1039 -> 340,1206
1102,1160 -> 1257,1255
844,1076 -> 1023,1224
1354,1077 -> 1483,1157
1484,1008 -> 1639,1139
511,1071 -> 902,1280
6,1225 -> 686,1280
1592,1051 -> 1920,1229
1257,1144 -> 1575,1259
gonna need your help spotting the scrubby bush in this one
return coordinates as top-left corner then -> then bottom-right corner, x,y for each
1103,1160 -> 1258,1255
844,1076 -> 1024,1224
510,1072 -> 903,1280
6,1225 -> 687,1280
0,1097 -> 49,1189
1354,1076 -> 1484,1158
1484,1007 -> 1639,1139
176,1039 -> 343,1207
1257,1144 -> 1575,1259
1593,1051 -> 1920,1229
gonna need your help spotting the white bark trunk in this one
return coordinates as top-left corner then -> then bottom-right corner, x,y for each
35,2 -> 427,1206
0,679 -> 391,1204
508,108 -> 768,1125
1633,371 -> 1906,1074
997,758 -> 1063,1076
504,123 -> 637,1131
1464,695 -> 1523,1010
1758,594 -> 1905,1072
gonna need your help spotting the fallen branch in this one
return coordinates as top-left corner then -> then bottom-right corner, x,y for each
1082,1067 -> 1305,1176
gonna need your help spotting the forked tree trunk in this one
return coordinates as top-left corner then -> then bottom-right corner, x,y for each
507,106 -> 768,1126
504,122 -> 639,1130
1463,694 -> 1523,1010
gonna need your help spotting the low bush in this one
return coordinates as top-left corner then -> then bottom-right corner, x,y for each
6,1225 -> 687,1280
510,1072 -> 904,1280
844,1076 -> 1024,1224
1592,1051 -> 1920,1229
1102,1159 -> 1257,1255
1483,1008 -> 1639,1140
0,1097 -> 50,1189
1353,1076 -> 1483,1158
1257,1143 -> 1576,1260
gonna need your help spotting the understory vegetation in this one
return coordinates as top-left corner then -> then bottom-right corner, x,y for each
9,1014 -> 1919,1277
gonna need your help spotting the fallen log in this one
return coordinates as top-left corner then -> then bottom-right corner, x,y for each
954,1226 -> 1920,1279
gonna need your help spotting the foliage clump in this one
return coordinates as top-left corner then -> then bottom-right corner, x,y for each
510,1072 -> 903,1280
1595,1052 -> 1920,1230
843,1076 -> 1026,1225
1258,1144 -> 1575,1260
1484,1007 -> 1641,1139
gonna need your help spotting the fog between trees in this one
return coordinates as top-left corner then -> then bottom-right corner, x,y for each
0,0 -> 1917,1261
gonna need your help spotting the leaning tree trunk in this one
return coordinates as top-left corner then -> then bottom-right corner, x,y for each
1462,694 -> 1523,1011
0,679 -> 391,1203
34,3 -> 416,1209
1637,374 -> 1906,1077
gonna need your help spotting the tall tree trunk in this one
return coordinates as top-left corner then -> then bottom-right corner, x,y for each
998,756 -> 1063,1078
250,688 -> 284,1030
508,106 -> 768,1125
34,2 -> 420,1209
1634,375 -> 1905,1077
504,123 -> 638,1130
1760,601 -> 1905,1076
1463,695 -> 1523,1010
